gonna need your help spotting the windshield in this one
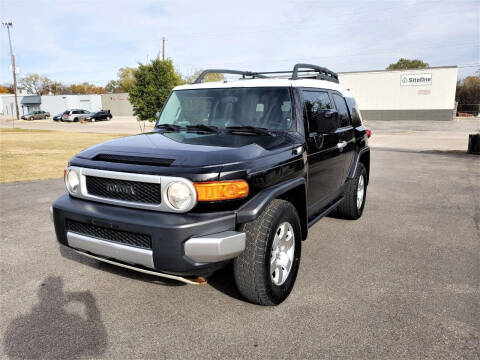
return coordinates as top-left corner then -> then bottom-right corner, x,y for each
157,87 -> 293,131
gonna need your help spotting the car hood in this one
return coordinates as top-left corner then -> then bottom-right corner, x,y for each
75,131 -> 295,167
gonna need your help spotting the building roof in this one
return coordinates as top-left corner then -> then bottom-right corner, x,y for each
21,96 -> 41,104
338,66 -> 458,75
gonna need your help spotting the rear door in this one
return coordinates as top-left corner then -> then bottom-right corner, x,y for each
331,92 -> 355,179
302,89 -> 346,215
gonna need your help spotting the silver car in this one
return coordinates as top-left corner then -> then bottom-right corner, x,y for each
61,109 -> 90,122
21,110 -> 50,120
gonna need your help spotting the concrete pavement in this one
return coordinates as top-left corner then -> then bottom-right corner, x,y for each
1,148 -> 479,359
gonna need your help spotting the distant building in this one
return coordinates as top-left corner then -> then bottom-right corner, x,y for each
338,66 -> 458,121
1,94 -> 104,117
100,93 -> 134,116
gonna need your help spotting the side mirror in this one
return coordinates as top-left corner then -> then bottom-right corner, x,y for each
324,110 -> 336,119
317,110 -> 339,133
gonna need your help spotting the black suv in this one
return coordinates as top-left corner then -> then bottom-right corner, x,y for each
84,110 -> 112,122
51,64 -> 370,305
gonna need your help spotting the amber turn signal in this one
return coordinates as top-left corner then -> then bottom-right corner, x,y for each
194,180 -> 249,201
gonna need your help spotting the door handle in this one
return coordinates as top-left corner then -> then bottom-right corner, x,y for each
337,141 -> 347,149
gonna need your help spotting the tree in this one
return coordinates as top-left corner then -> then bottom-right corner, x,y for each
46,81 -> 67,95
0,85 -> 9,94
105,80 -> 122,93
128,59 -> 184,121
117,67 -> 136,92
68,82 -> 105,94
183,70 -> 225,84
106,67 -> 137,93
19,73 -> 52,95
387,58 -> 429,70
456,76 -> 480,116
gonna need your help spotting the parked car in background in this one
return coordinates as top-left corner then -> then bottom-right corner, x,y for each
61,109 -> 90,122
53,113 -> 64,121
21,110 -> 50,120
83,110 -> 113,122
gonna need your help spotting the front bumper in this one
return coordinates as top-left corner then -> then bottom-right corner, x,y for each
52,194 -> 245,276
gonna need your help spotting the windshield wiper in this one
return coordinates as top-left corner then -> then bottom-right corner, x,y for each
156,123 -> 182,132
225,126 -> 274,136
186,124 -> 220,133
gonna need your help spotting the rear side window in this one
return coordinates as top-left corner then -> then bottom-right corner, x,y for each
302,91 -> 332,133
72,110 -> 80,114
332,93 -> 351,128
345,97 -> 362,127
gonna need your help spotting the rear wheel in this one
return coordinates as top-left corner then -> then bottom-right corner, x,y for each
337,163 -> 367,220
233,199 -> 301,306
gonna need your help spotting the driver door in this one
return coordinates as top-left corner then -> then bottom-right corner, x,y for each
302,89 -> 346,216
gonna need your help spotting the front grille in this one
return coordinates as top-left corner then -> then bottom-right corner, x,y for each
85,176 -> 161,204
66,219 -> 152,249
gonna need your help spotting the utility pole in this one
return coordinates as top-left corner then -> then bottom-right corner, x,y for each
2,21 -> 19,122
162,37 -> 167,60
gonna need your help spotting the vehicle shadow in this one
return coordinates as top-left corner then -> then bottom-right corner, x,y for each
2,276 -> 107,360
59,245 -> 185,287
206,263 -> 245,302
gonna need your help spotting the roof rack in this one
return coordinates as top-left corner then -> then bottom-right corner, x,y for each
193,69 -> 267,84
193,63 -> 339,84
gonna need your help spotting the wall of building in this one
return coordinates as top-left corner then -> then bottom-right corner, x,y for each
41,95 -> 102,115
100,93 -> 134,116
1,95 -> 22,117
338,66 -> 458,121
0,94 -> 102,117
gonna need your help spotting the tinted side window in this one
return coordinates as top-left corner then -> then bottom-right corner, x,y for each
72,110 -> 80,114
345,97 -> 362,127
332,93 -> 350,128
302,91 -> 332,133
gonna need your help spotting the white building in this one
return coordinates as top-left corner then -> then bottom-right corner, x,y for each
0,94 -> 102,117
338,66 -> 458,121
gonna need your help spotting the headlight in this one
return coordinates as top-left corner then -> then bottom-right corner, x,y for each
166,181 -> 194,210
65,168 -> 80,194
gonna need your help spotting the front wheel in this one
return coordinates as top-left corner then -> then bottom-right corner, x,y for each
233,199 -> 302,306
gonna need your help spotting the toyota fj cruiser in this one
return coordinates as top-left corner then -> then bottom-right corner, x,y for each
51,64 -> 370,305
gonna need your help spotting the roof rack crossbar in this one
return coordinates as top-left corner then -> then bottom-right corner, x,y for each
193,64 -> 339,84
193,69 -> 267,84
291,63 -> 339,83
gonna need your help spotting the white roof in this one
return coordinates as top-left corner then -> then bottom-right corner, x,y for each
174,78 -> 352,98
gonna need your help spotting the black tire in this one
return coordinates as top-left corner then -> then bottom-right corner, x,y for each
337,163 -> 367,220
73,117 -> 79,122
233,199 -> 302,306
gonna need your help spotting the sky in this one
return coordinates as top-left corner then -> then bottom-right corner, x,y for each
0,0 -> 479,87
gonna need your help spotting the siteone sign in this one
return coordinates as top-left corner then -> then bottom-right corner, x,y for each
400,73 -> 432,86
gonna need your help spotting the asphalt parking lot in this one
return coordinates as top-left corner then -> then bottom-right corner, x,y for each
1,145 -> 479,359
